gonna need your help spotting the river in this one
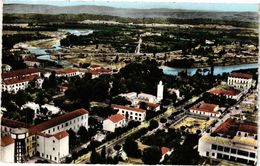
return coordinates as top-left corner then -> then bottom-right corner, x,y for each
161,63 -> 258,76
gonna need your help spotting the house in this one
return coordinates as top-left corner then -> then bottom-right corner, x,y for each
190,103 -> 220,117
55,69 -> 84,78
227,72 -> 253,90
24,58 -> 41,67
209,87 -> 242,100
1,68 -> 43,93
160,147 -> 173,162
137,93 -> 157,104
87,67 -> 113,79
0,135 -> 15,163
198,118 -> 257,165
111,104 -> 146,122
1,108 -> 89,163
103,114 -> 126,132
138,102 -> 160,112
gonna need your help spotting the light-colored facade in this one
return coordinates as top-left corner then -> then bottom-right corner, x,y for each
227,73 -> 253,90
0,136 -> 15,163
198,118 -> 257,165
157,81 -> 164,101
137,93 -> 157,103
55,69 -> 84,78
103,114 -> 126,132
24,59 -> 41,67
190,103 -> 220,117
111,104 -> 146,122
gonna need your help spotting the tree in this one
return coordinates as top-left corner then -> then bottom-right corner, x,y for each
123,138 -> 141,158
14,90 -> 29,107
114,144 -> 121,151
71,151 -> 78,163
77,126 -> 89,143
148,120 -> 159,130
90,148 -> 101,164
100,146 -> 107,164
111,96 -> 131,105
160,118 -> 167,124
142,146 -> 162,164
67,129 -> 77,149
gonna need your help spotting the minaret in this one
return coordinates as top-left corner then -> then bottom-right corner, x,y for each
157,81 -> 164,102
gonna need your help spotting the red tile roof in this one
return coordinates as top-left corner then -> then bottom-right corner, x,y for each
1,135 -> 14,147
107,114 -> 124,123
53,131 -> 69,140
56,69 -> 79,75
191,103 -> 218,113
210,87 -> 240,96
1,118 -> 30,128
161,147 -> 170,155
139,102 -> 160,108
2,68 -> 41,79
238,123 -> 257,134
230,72 -> 253,79
88,68 -> 112,75
111,104 -> 145,113
2,75 -> 41,85
24,58 -> 40,63
29,108 -> 88,134
214,118 -> 236,135
89,64 -> 101,69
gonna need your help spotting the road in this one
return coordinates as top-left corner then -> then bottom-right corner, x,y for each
73,91 -> 207,164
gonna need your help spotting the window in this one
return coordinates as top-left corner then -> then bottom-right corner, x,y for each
58,126 -> 59,130
53,128 -> 55,132
250,153 -> 255,158
139,118 -> 141,120
212,153 -> 215,156
55,157 -> 57,161
42,153 -> 44,157
53,140 -> 55,143
212,144 -> 217,150
224,147 -> 230,153
139,114 -> 142,116
65,122 -> 68,127
206,152 -> 209,156
47,155 -> 48,158
122,110 -> 124,113
53,148 -> 55,151
130,112 -> 133,115
237,150 -> 249,156
135,117 -> 137,120
135,113 -> 138,115
217,146 -> 223,151
81,116 -> 83,120
48,130 -> 50,133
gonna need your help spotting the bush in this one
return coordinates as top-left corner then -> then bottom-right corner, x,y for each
148,120 -> 159,131
160,118 -> 167,123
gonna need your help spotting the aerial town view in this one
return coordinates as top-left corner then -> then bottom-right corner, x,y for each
0,0 -> 259,165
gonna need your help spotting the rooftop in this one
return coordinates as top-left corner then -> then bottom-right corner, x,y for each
107,114 -> 125,123
56,69 -> 80,75
53,130 -> 69,140
2,75 -> 41,85
139,101 -> 160,108
191,103 -> 218,113
1,118 -> 30,128
1,135 -> 14,147
210,87 -> 240,96
111,104 -> 145,113
161,147 -> 170,155
29,108 -> 88,134
230,72 -> 253,79
2,68 -> 41,79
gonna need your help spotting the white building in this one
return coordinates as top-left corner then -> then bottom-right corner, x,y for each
103,114 -> 126,132
0,135 -> 15,163
190,103 -> 220,117
24,58 -> 41,67
227,72 -> 253,90
198,118 -> 257,165
138,102 -> 160,112
111,104 -> 146,122
118,92 -> 137,102
55,69 -> 84,78
157,81 -> 164,101
1,68 -> 43,93
138,93 -> 157,104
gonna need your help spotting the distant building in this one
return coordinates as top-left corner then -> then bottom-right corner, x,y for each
138,102 -> 160,112
2,64 -> 12,72
209,87 -> 242,100
190,103 -> 220,117
119,92 -> 138,102
103,114 -> 126,132
55,69 -> 84,78
1,68 -> 43,93
87,66 -> 113,79
168,88 -> 180,99
24,58 -> 41,67
227,72 -> 254,90
198,118 -> 257,165
111,104 -> 146,122
138,93 -> 157,104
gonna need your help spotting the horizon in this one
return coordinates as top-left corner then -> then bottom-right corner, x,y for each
4,0 -> 259,12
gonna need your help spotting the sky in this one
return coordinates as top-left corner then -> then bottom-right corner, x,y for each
4,0 -> 259,12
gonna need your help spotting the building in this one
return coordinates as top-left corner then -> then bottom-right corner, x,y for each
227,72 -> 253,90
137,93 -> 157,104
138,102 -> 160,112
1,135 -> 15,163
111,104 -> 146,122
2,64 -> 12,72
160,147 -> 173,163
0,108 -> 89,163
55,69 -> 84,78
209,87 -> 242,100
198,118 -> 257,165
87,67 -> 113,79
168,88 -> 181,99
1,68 -> 43,93
118,92 -> 138,102
24,58 -> 41,67
190,103 -> 220,117
157,81 -> 164,101
103,114 -> 126,132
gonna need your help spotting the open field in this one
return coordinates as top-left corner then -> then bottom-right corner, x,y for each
172,116 -> 213,134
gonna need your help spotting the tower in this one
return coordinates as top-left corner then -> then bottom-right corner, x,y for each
11,128 -> 29,163
157,81 -> 164,102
